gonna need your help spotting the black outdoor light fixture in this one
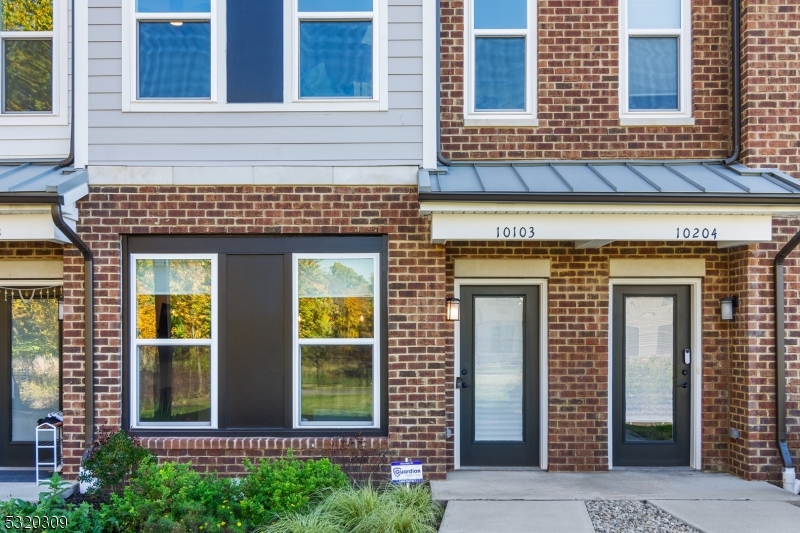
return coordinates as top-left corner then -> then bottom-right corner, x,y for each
719,296 -> 739,321
445,297 -> 461,321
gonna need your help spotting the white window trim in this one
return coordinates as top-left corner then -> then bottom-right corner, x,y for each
618,0 -> 694,126
129,254 -> 219,430
121,0 -> 388,112
0,0 -> 68,125
463,0 -> 538,127
292,253 -> 381,429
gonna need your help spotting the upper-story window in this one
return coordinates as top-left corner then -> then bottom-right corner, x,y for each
1,0 -> 66,121
619,0 -> 693,126
135,0 -> 213,100
123,0 -> 387,111
464,0 -> 537,127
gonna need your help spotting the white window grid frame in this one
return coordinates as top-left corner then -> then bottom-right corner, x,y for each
290,1 -> 382,104
129,253 -> 219,430
121,0 -> 388,112
292,253 -> 381,429
123,0 -> 218,105
618,0 -> 694,126
0,0 -> 68,125
463,0 -> 537,127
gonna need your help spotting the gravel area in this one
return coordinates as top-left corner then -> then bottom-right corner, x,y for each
585,500 -> 701,533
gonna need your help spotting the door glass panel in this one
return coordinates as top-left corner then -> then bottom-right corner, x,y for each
474,296 -> 523,442
624,296 -> 674,442
11,298 -> 59,442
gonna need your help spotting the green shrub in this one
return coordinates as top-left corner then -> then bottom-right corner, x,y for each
100,457 -> 242,533
259,483 -> 443,533
237,451 -> 349,526
0,474 -> 104,533
80,427 -> 153,495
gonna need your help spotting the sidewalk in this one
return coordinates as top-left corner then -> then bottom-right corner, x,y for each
432,470 -> 800,533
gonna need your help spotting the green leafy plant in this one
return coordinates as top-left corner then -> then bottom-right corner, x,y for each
79,427 -> 153,496
238,451 -> 349,526
0,474 -> 104,533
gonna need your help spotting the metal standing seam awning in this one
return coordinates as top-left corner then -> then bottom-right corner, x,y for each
0,162 -> 89,243
418,161 -> 800,247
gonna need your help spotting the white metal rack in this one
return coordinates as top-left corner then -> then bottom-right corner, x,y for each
35,422 -> 63,483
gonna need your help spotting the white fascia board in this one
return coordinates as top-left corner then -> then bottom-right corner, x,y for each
429,212 -> 773,244
419,201 -> 800,216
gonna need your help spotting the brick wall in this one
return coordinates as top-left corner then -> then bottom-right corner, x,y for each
729,217 -> 800,480
740,1 -> 800,176
445,242 -> 732,472
0,241 -> 63,258
60,185 -> 449,478
440,0 -> 732,160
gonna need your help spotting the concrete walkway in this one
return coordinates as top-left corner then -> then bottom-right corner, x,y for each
433,470 -> 800,533
0,482 -> 43,502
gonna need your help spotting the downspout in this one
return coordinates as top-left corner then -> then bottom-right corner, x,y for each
436,0 -> 450,167
724,0 -> 741,165
774,229 -> 800,493
51,205 -> 94,448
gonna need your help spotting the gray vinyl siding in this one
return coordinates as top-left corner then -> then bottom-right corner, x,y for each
87,1 -> 424,167
0,4 -> 72,160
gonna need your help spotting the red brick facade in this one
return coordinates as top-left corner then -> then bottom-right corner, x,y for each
440,0 -> 733,160
58,186 -> 449,477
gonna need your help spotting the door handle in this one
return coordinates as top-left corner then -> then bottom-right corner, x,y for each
680,381 -> 689,389
456,377 -> 469,389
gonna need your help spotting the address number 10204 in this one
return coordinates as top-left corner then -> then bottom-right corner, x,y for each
496,226 -> 535,239
677,227 -> 717,239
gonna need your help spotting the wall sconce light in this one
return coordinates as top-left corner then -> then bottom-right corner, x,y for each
719,296 -> 738,321
445,297 -> 461,321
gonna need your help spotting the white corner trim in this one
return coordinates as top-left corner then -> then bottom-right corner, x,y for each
607,278 -> 703,470
74,0 -> 89,168
454,278 -> 549,470
421,0 -> 437,169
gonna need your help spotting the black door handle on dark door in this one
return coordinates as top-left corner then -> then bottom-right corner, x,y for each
680,382 -> 689,389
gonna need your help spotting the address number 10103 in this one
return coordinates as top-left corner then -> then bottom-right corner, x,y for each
496,226 -> 535,239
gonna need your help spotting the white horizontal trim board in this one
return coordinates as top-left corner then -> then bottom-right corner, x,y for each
454,258 -> 550,278
0,210 -> 77,244
419,201 -> 800,216
88,165 -> 418,185
0,261 -> 63,280
429,213 -> 773,243
610,258 -> 706,278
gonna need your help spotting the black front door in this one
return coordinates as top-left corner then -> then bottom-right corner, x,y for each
460,285 -> 539,467
0,292 -> 61,467
612,285 -> 691,466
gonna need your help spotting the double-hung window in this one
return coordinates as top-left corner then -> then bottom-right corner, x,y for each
295,1 -> 376,100
465,0 -> 537,126
134,0 -> 214,100
130,255 -> 218,428
1,0 -> 66,120
619,0 -> 693,125
294,254 -> 380,428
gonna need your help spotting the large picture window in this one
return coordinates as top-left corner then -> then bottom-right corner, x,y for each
130,255 -> 218,428
619,0 -> 692,125
125,236 -> 386,435
464,0 -> 537,126
294,254 -> 380,428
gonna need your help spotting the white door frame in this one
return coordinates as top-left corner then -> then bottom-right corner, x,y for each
453,278 -> 549,470
607,278 -> 703,470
